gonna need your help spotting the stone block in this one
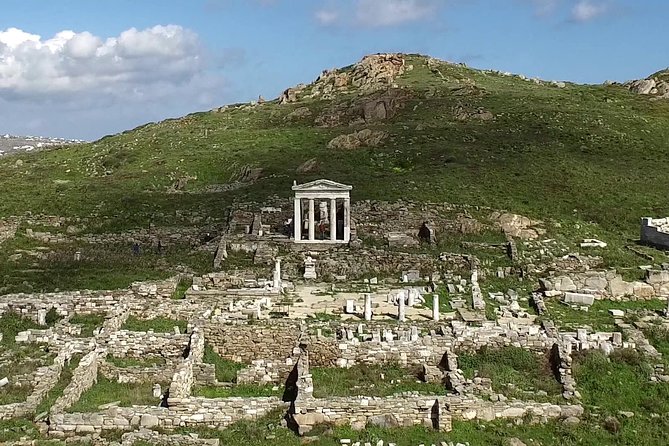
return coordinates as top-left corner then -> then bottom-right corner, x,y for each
554,277 -> 577,292
633,282 -> 655,298
647,270 -> 669,285
564,292 -> 594,306
140,414 -> 159,428
608,277 -> 633,297
584,277 -> 608,291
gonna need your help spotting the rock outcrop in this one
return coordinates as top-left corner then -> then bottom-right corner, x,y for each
625,70 -> 669,99
279,53 -> 407,104
490,212 -> 545,240
327,129 -> 388,150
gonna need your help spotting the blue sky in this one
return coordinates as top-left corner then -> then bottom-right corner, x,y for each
0,0 -> 666,139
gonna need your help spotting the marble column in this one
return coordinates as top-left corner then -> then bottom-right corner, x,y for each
273,258 -> 281,290
308,199 -> 315,241
398,292 -> 406,322
293,197 -> 301,241
330,198 -> 337,241
364,293 -> 372,321
433,294 -> 440,322
343,197 -> 351,242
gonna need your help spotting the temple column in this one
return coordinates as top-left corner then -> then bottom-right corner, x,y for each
364,294 -> 372,321
330,198 -> 337,241
433,294 -> 440,322
398,292 -> 406,322
308,199 -> 316,241
343,197 -> 351,243
293,197 -> 301,241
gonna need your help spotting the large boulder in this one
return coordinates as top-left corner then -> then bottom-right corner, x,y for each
292,412 -> 326,436
628,78 -> 657,95
608,276 -> 634,297
327,129 -> 388,150
366,414 -> 400,429
491,212 -> 543,239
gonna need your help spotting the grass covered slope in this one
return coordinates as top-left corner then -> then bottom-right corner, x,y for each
1,54 -> 668,236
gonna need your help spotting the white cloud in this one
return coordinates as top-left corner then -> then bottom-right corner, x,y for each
355,0 -> 437,27
0,25 -> 207,101
315,9 -> 340,25
314,0 -> 438,28
570,0 -> 609,22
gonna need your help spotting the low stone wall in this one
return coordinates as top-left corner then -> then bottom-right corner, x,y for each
0,292 -> 125,323
99,305 -> 130,335
641,217 -> 669,250
169,329 -> 205,399
99,361 -> 176,385
102,330 -> 189,359
51,348 -> 104,413
236,359 -> 295,385
326,322 -> 555,368
131,277 -> 180,299
0,345 -> 77,420
48,398 -> 288,436
292,395 -> 583,434
540,269 -> 667,299
203,321 -> 301,363
203,319 -> 556,370
290,249 -> 470,282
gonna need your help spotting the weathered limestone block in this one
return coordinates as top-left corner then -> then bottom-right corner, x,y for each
632,282 -> 655,298
563,293 -> 594,306
584,276 -> 608,291
608,276 -> 634,297
422,365 -> 443,384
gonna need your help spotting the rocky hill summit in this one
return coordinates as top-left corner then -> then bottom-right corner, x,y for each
279,53 -> 407,103
625,69 -> 669,99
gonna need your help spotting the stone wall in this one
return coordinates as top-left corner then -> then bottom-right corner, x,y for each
169,329 -> 204,399
102,330 -> 189,359
0,291 -> 126,324
540,270 -> 668,299
287,249 -> 469,281
48,398 -> 288,437
351,200 -> 489,242
0,346 -> 77,420
99,361 -> 176,385
131,277 -> 180,299
51,348 -> 104,413
203,321 -> 301,363
292,394 -> 583,434
201,319 -> 557,372
328,322 -> 554,368
236,359 -> 296,385
641,217 -> 669,249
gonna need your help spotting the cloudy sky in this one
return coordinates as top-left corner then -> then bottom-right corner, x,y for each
0,0 -> 666,140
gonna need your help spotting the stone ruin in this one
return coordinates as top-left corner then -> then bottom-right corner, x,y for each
3,183 -> 669,445
3,245 -> 669,445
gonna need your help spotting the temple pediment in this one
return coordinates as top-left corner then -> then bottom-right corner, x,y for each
292,179 -> 353,192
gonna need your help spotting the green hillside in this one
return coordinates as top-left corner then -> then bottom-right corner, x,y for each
1,53 -> 669,292
2,55 -> 669,229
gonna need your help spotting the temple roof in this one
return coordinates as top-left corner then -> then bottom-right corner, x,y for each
292,179 -> 353,192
